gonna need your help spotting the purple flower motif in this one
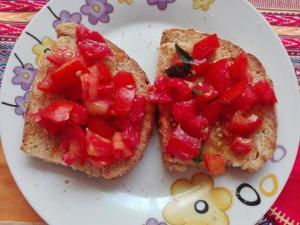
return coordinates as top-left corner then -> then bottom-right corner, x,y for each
53,10 -> 82,28
147,0 -> 176,10
12,63 -> 37,91
15,92 -> 30,116
145,218 -> 167,225
80,0 -> 114,25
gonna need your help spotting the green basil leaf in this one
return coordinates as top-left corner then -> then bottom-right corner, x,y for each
193,146 -> 205,164
165,63 -> 191,78
175,43 -> 193,65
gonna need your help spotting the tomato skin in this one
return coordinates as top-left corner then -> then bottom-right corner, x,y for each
219,81 -> 247,105
112,132 -> 134,160
149,76 -> 172,104
166,125 -> 201,161
192,34 -> 220,60
233,84 -> 258,112
172,100 -> 196,123
228,111 -> 263,136
202,101 -> 223,124
129,96 -> 147,124
229,52 -> 249,82
168,78 -> 193,102
205,59 -> 232,94
231,137 -> 252,154
253,80 -> 277,105
113,71 -> 136,89
88,62 -> 112,82
87,116 -> 115,139
47,47 -> 78,67
181,114 -> 210,140
111,86 -> 136,117
203,153 -> 226,176
81,73 -> 99,102
192,58 -> 210,76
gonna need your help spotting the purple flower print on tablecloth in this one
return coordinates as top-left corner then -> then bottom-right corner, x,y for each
53,10 -> 82,28
12,63 -> 37,90
81,0 -> 113,25
145,218 -> 167,225
147,0 -> 175,10
15,91 -> 30,116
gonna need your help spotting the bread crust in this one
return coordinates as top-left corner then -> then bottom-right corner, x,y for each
21,23 -> 155,179
158,28 -> 277,172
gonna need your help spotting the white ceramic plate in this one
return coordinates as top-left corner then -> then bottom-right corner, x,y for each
1,0 -> 300,225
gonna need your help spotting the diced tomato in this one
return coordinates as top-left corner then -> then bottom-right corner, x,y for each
76,24 -> 106,43
229,52 -> 249,82
98,83 -> 115,100
231,137 -> 252,154
172,100 -> 196,123
168,78 -> 193,102
81,73 -> 99,102
87,116 -> 115,139
202,101 -> 222,124
203,153 -> 226,176
121,120 -> 140,149
149,75 -> 172,104
192,34 -> 220,60
113,71 -> 136,89
39,59 -> 89,100
228,111 -> 263,136
37,68 -> 57,93
254,80 -> 277,105
86,130 -> 113,166
233,84 -> 257,112
181,114 -> 209,140
166,125 -> 201,161
129,96 -> 147,124
193,82 -> 219,104
86,100 -> 111,116
60,125 -> 86,165
112,132 -> 134,160
47,47 -> 77,67
192,58 -> 210,76
111,86 -> 136,117
31,100 -> 88,134
88,62 -> 112,82
219,81 -> 247,105
205,59 -> 232,94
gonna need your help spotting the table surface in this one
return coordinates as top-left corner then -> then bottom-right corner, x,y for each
0,1 -> 299,225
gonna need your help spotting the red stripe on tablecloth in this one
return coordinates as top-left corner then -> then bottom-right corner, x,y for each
0,23 -> 26,37
262,12 -> 300,27
0,1 -> 47,12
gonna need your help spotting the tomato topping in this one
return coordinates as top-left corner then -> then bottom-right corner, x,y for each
193,82 -> 219,104
203,153 -> 226,175
233,84 -> 257,112
192,58 -> 210,76
229,52 -> 249,82
86,100 -> 111,116
231,137 -> 252,154
129,96 -> 147,124
181,114 -> 210,140
166,125 -> 201,161
88,62 -> 112,82
60,125 -> 86,165
32,100 -> 87,134
168,78 -> 193,102
111,86 -> 136,117
149,75 -> 172,104
219,81 -> 247,105
121,120 -> 140,149
86,130 -> 113,166
98,83 -> 115,100
47,47 -> 78,67
205,59 -> 232,94
113,71 -> 136,89
228,111 -> 263,136
87,116 -> 115,139
254,80 -> 277,105
81,73 -> 99,102
76,25 -> 112,62
202,101 -> 222,124
112,132 -> 134,160
172,100 -> 196,123
192,34 -> 220,60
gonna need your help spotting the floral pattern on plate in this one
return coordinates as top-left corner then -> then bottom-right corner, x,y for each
81,0 -> 114,25
147,0 -> 176,10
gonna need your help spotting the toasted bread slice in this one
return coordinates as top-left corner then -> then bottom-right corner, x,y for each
158,28 -> 277,172
21,23 -> 154,179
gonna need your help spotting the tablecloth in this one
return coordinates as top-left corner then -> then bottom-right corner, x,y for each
0,0 -> 299,224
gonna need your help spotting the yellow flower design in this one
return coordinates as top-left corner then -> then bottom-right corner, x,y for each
193,0 -> 215,11
117,0 -> 133,5
32,37 -> 54,66
163,173 -> 232,225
